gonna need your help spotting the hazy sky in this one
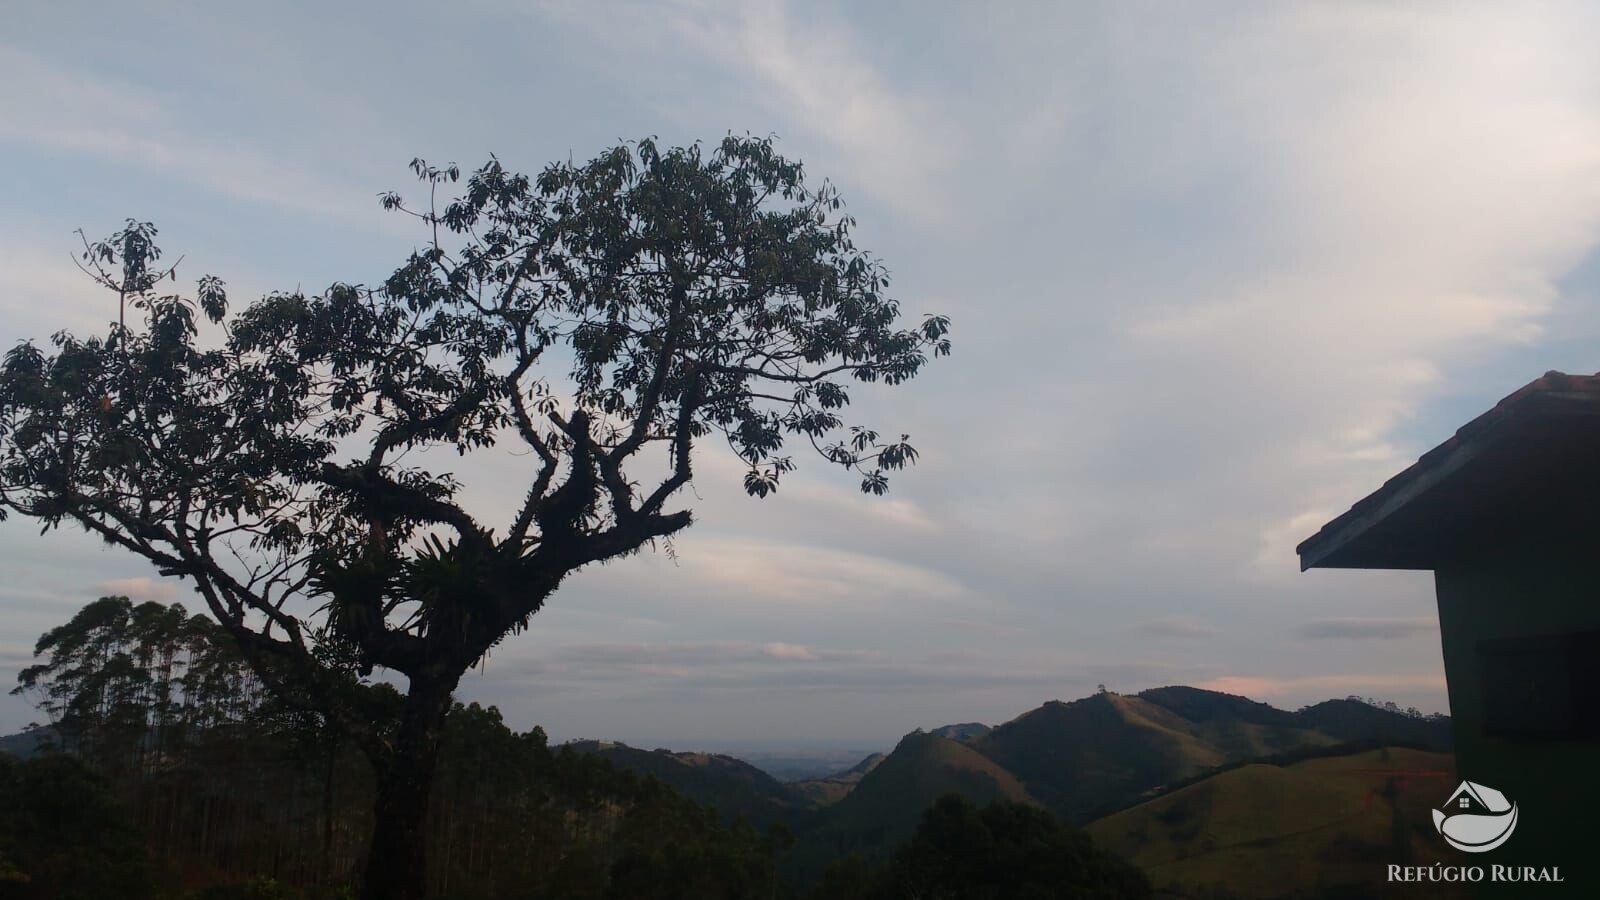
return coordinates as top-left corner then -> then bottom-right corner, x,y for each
3,1 -> 1599,750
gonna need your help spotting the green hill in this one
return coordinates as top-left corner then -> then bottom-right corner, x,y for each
973,692 -> 1231,824
1294,698 -> 1452,750
563,685 -> 1465,883
971,689 -> 1449,825
1086,746 -> 1462,899
1138,686 -> 1342,763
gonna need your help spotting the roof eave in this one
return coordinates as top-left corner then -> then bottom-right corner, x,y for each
1296,427 -> 1484,571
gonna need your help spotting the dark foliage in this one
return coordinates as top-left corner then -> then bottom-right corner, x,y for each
811,794 -> 1151,900
0,754 -> 152,900
9,596 -> 784,899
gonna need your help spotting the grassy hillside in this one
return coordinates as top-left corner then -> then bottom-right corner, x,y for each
974,692 -> 1229,824
1139,686 -> 1341,761
969,689 -> 1450,826
1087,746 -> 1463,899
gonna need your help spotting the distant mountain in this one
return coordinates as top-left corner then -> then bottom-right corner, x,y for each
838,751 -> 888,778
927,721 -> 990,741
0,726 -> 54,760
565,741 -> 809,827
788,751 -> 886,806
1087,746 -> 1465,899
564,688 -> 1452,847
787,726 -> 988,807
731,748 -> 876,782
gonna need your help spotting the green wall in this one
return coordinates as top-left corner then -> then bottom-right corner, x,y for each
1434,535 -> 1597,895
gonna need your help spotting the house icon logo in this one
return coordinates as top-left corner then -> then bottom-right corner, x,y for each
1433,781 -> 1517,853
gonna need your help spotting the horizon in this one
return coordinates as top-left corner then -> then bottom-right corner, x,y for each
1,681 -> 1433,763
6,1 -> 1600,748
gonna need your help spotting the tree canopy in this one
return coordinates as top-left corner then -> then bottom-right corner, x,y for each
0,135 -> 949,899
0,134 -> 947,730
811,795 -> 1152,900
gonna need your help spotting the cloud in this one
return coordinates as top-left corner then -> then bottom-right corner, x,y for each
529,0 -> 960,224
1297,617 -> 1438,640
1196,673 -> 1447,700
1133,616 -> 1219,638
0,252 -> 124,340
690,447 -> 940,534
95,577 -> 178,603
485,638 -> 1206,699
650,535 -> 966,607
0,48 -> 384,226
761,642 -> 818,661
9,2 -> 1600,741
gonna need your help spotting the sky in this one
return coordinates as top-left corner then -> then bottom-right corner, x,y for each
3,1 -> 1599,752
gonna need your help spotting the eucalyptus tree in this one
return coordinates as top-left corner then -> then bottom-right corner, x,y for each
12,595 -> 246,772
0,136 -> 949,900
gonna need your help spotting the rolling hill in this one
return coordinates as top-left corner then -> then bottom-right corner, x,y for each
573,686 -> 1455,882
970,688 -> 1450,825
1294,698 -> 1452,749
973,692 -> 1234,824
1138,686 -> 1340,760
776,686 -> 1456,888
1086,746 -> 1464,899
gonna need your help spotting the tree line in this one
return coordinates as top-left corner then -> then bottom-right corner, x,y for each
7,595 -> 785,899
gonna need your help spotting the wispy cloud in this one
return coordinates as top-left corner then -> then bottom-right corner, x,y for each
528,0 -> 960,223
1297,617 -> 1438,640
1133,616 -> 1219,638
0,48 -> 384,225
1197,673 -> 1447,700
7,1 -> 1599,741
487,638 -> 1206,699
645,535 -> 966,607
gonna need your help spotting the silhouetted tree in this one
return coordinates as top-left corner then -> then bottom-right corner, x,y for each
0,136 -> 948,899
813,794 -> 1151,900
13,595 -> 259,774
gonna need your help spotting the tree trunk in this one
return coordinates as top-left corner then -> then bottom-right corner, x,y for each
362,676 -> 455,900
323,741 -> 338,885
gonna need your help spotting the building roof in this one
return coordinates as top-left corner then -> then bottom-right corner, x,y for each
1297,371 -> 1600,571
